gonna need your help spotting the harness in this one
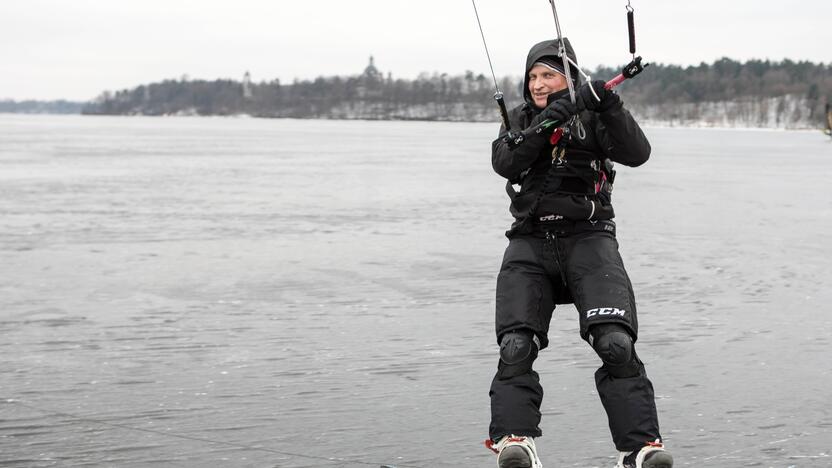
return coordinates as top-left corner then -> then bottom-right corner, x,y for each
503,115 -> 616,237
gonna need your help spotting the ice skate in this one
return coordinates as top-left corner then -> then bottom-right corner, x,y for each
485,435 -> 543,468
614,440 -> 673,468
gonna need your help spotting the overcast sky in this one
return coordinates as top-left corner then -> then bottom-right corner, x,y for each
1,0 -> 830,101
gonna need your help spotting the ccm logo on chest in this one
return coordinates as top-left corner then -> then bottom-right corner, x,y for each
585,307 -> 626,318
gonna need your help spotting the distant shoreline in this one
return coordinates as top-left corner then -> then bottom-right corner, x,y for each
2,112 -> 827,132
5,57 -> 830,131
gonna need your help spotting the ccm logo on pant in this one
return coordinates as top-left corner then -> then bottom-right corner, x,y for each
586,307 -> 626,318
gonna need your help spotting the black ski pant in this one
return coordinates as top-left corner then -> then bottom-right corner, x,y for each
488,221 -> 661,451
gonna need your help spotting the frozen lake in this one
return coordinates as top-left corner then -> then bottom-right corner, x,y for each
1,114 -> 830,467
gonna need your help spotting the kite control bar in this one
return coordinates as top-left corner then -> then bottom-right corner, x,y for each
501,56 -> 648,149
473,0 -> 650,149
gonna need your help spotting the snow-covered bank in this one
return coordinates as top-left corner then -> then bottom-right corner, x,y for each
632,94 -> 823,130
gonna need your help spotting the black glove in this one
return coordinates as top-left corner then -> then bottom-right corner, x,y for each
577,80 -> 622,113
531,96 -> 579,129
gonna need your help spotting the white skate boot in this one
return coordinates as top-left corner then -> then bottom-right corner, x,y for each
614,440 -> 673,468
485,435 -> 543,468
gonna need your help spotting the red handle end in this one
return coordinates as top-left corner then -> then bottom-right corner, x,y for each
605,74 -> 626,90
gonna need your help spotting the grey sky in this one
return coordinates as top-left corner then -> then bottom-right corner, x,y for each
1,0 -> 830,101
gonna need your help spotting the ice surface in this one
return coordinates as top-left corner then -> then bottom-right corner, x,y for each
0,115 -> 830,467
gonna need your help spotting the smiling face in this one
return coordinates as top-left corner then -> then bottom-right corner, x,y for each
528,64 -> 568,109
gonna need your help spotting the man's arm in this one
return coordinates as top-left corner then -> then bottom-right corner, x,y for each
491,99 -> 578,181
577,80 -> 651,167
491,119 -> 548,182
595,105 -> 651,167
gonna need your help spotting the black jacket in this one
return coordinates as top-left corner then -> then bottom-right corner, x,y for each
492,39 -> 651,234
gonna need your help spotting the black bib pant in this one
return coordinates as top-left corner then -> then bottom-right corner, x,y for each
488,221 -> 662,452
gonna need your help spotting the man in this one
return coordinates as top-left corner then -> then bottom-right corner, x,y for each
485,38 -> 674,468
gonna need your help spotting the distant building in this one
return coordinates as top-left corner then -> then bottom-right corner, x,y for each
243,71 -> 253,99
363,56 -> 381,80
357,56 -> 383,98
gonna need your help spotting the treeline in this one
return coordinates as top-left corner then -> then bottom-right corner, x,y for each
81,72 -> 512,121
0,99 -> 85,114
596,58 -> 832,127
79,57 -> 831,128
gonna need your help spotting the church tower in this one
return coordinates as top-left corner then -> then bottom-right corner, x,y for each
242,71 -> 253,99
363,56 -> 381,80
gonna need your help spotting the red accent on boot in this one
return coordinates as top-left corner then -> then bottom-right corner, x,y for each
484,439 -> 499,454
485,436 -> 530,455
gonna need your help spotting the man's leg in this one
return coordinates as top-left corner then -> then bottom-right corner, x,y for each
489,329 -> 543,439
563,229 -> 662,451
489,235 -> 556,441
591,324 -> 661,452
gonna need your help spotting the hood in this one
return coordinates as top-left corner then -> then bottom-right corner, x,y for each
522,38 -> 581,107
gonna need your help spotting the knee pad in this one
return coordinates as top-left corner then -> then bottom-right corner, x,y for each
590,323 -> 640,378
497,330 -> 539,379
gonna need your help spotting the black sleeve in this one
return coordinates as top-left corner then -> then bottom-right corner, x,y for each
491,110 -> 548,182
594,104 -> 651,167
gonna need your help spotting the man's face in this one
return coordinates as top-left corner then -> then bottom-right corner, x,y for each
528,64 -> 568,109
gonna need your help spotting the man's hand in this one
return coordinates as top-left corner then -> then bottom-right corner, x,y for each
577,80 -> 622,113
531,96 -> 579,129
